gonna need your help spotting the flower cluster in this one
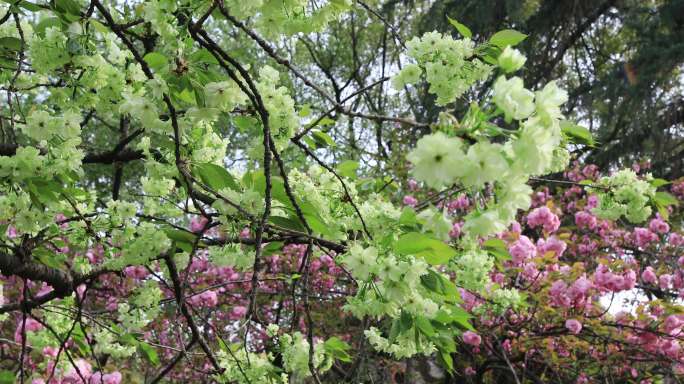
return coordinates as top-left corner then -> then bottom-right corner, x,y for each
394,31 -> 492,105
590,169 -> 657,223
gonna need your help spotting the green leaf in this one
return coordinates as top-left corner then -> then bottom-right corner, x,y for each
388,318 -> 401,344
483,238 -> 512,262
420,269 -> 443,293
439,351 -> 455,373
323,337 -> 352,362
319,117 -> 336,126
9,1 -> 43,12
311,129 -> 336,148
655,191 -> 679,207
478,44 -> 502,65
399,310 -> 413,333
139,343 -> 160,366
89,19 -> 109,34
420,269 -> 460,302
195,163 -> 240,192
262,241 -> 284,256
27,178 -> 63,203
251,173 -> 289,205
0,37 -> 22,52
119,333 -> 139,346
451,306 -> 475,331
175,88 -> 197,105
446,16 -> 472,38
298,104 -> 311,117
399,207 -> 418,226
189,48 -> 219,65
233,116 -> 257,131
336,160 -> 359,179
164,229 -> 198,244
34,247 -> 67,269
561,121 -> 595,146
303,213 -> 333,236
164,229 -> 199,253
143,52 -> 168,72
0,370 -> 14,384
415,316 -> 436,337
269,216 -> 306,233
489,29 -> 527,48
650,178 -> 671,188
55,0 -> 81,15
395,232 -> 456,265
34,17 -> 62,37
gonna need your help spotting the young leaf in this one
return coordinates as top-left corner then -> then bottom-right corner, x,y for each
561,121 -> 595,146
0,370 -> 14,384
655,191 -> 679,207
446,16 -> 472,38
395,232 -> 456,265
650,178 -> 671,188
323,337 -> 352,362
415,316 -> 436,337
336,160 -> 359,179
489,29 -> 528,48
262,241 -> 284,256
195,163 -> 240,192
139,343 -> 160,366
143,52 -> 168,72
0,37 -> 22,52
311,129 -> 336,148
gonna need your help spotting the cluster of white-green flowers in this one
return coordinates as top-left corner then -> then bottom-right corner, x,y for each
214,348 -> 286,384
453,247 -> 494,291
205,81 -> 248,112
393,31 -> 492,105
498,46 -> 527,73
106,200 -> 138,227
208,243 -> 256,270
224,0 -> 352,36
256,66 -> 300,149
141,0 -> 179,42
589,169 -> 656,223
407,45 -> 569,240
92,329 -> 137,358
117,281 -> 163,331
279,331 -> 331,378
213,325 -> 333,384
22,110 -> 81,142
0,191 -> 48,236
365,326 -> 435,359
107,223 -> 172,269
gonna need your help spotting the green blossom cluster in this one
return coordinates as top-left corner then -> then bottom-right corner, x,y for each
117,281 -> 163,331
407,71 -> 569,239
208,243 -> 256,270
590,169 -> 657,223
226,0 -> 352,36
107,223 -> 172,269
213,325 -> 334,383
393,31 -> 492,105
279,332 -> 331,378
256,66 -> 300,149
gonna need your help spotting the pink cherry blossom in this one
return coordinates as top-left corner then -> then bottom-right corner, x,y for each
565,319 -> 582,334
402,195 -> 417,207
642,267 -> 657,285
508,235 -> 537,265
526,206 -> 561,233
462,331 -> 481,346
